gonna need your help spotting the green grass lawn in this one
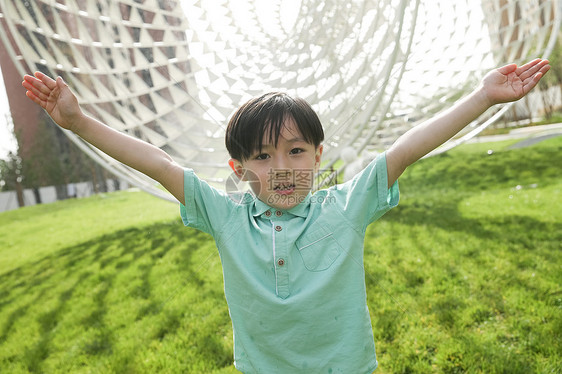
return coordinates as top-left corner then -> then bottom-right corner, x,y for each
1,137 -> 560,373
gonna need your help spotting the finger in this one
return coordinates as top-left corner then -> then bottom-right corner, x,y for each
522,65 -> 550,95
25,89 -> 46,108
519,59 -> 549,81
539,63 -> 551,76
496,63 -> 517,75
520,61 -> 550,86
56,76 -> 68,89
23,74 -> 52,97
521,75 -> 540,95
22,78 -> 50,101
515,58 -> 541,74
515,58 -> 543,76
34,71 -> 57,90
23,74 -> 42,87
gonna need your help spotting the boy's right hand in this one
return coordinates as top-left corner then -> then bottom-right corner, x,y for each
23,71 -> 185,203
22,72 -> 82,132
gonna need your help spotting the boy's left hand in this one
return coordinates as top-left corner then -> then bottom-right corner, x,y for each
482,58 -> 550,106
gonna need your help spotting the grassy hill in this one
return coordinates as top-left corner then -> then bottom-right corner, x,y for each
0,136 -> 560,373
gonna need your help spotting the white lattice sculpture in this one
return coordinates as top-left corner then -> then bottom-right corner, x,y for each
0,0 -> 559,200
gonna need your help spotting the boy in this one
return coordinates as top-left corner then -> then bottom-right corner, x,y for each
22,58 -> 549,373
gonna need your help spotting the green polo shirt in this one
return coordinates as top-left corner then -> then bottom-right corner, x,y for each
180,152 -> 399,374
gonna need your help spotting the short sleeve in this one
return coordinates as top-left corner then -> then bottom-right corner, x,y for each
330,152 -> 399,231
179,168 -> 237,236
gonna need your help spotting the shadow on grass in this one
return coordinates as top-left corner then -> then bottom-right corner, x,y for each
399,141 -> 561,195
0,219 -> 233,373
372,193 -> 561,304
383,194 -> 561,252
364,191 -> 562,373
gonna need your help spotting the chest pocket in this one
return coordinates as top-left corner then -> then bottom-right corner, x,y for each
296,224 -> 342,271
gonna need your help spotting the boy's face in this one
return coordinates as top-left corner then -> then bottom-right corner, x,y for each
229,118 -> 323,210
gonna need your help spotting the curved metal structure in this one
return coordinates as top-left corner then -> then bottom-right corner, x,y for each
0,0 -> 559,199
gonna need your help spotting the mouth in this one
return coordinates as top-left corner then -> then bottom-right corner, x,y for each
274,184 -> 296,195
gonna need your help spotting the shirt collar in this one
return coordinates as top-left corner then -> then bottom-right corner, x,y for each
251,198 -> 272,217
286,192 -> 312,217
251,192 -> 312,218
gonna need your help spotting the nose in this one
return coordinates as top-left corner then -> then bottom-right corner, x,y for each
272,154 -> 291,178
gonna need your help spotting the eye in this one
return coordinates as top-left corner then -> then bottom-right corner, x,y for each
255,153 -> 270,160
290,148 -> 304,155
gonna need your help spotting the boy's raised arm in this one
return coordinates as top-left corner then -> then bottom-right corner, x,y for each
385,58 -> 550,188
22,71 -> 185,203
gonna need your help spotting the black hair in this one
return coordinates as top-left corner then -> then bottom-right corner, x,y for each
225,92 -> 324,161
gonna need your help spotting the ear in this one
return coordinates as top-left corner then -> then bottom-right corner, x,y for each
228,158 -> 246,180
314,145 -> 323,169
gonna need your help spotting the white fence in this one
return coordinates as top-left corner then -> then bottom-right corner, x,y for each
0,179 -> 129,213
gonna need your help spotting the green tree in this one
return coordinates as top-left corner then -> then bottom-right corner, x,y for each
538,32 -> 562,119
0,151 -> 25,206
20,116 -> 67,191
15,112 -> 117,202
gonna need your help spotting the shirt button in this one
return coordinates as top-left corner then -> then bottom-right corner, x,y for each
275,225 -> 282,232
277,258 -> 285,266
265,211 -> 271,217
275,210 -> 283,217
